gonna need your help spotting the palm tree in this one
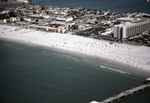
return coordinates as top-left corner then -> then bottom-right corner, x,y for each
9,10 -> 16,17
20,17 -> 24,21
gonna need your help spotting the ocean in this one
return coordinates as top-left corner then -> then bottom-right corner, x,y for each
33,0 -> 150,13
0,40 -> 150,103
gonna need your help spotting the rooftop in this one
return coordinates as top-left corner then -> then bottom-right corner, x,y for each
116,17 -> 139,22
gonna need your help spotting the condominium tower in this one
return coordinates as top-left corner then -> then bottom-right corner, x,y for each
113,18 -> 150,40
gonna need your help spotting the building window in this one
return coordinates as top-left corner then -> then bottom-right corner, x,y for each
120,27 -> 123,39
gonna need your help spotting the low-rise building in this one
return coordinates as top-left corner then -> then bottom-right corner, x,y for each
56,15 -> 73,22
57,25 -> 68,33
0,19 -> 7,24
16,0 -> 29,3
15,21 -> 30,27
28,24 -> 57,32
10,17 -> 17,22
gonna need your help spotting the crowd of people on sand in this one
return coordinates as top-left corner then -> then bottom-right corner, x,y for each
0,25 -> 150,71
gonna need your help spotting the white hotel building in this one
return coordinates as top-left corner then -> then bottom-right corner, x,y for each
16,0 -> 28,3
113,18 -> 150,40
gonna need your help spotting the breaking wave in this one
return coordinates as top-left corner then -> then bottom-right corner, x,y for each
53,53 -> 80,62
100,65 -> 130,74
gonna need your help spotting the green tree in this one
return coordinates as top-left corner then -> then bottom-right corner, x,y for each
41,6 -> 45,10
87,8 -> 91,11
95,21 -> 98,24
33,11 -> 36,14
9,10 -> 16,17
20,17 -> 24,21
72,25 -> 78,30
35,19 -> 39,23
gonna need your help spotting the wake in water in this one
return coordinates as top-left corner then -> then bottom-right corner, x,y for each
100,65 -> 130,75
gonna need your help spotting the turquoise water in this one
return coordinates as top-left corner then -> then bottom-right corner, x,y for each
0,40 -> 150,103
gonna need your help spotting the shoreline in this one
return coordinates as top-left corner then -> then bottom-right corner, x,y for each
0,25 -> 150,72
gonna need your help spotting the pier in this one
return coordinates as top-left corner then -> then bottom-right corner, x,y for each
90,83 -> 150,103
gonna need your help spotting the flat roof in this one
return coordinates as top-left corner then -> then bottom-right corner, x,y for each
132,19 -> 149,23
116,17 -> 135,22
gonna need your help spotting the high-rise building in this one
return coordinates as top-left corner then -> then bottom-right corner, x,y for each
113,18 -> 150,40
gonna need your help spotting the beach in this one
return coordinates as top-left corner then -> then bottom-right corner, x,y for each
0,25 -> 150,72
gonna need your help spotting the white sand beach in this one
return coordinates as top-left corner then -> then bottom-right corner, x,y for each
0,25 -> 150,71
